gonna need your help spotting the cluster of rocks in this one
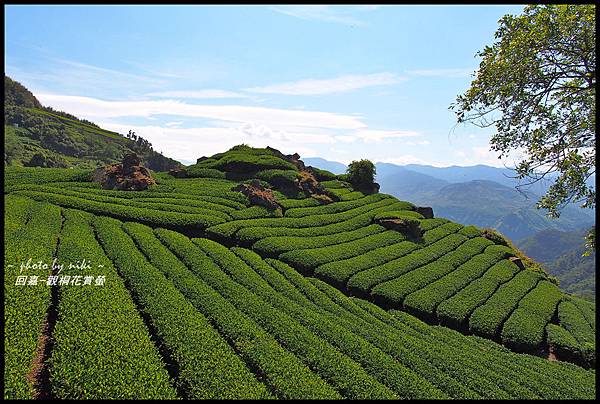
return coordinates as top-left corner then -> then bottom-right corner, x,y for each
376,217 -> 423,240
262,147 -> 339,204
415,206 -> 434,219
374,206 -> 434,240
92,153 -> 156,191
232,180 -> 281,211
266,147 -> 305,171
296,169 -> 339,204
168,167 -> 188,178
353,181 -> 381,195
508,256 -> 526,271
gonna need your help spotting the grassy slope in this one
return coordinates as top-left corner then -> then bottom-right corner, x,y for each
5,107 -> 181,171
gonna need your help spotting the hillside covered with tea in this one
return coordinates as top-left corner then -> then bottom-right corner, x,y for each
4,145 -> 596,400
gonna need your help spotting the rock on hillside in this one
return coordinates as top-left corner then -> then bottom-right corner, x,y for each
232,180 -> 281,211
92,153 -> 156,191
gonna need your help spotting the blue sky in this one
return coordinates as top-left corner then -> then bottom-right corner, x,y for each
5,5 -> 526,166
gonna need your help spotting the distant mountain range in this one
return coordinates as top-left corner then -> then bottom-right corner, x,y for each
302,157 -> 595,242
303,157 -> 347,175
516,229 -> 595,301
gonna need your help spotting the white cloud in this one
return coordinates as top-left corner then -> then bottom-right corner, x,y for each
340,129 -> 422,143
97,117 -> 425,166
473,146 -> 500,162
99,123 -> 244,162
145,89 -> 250,99
35,92 -> 430,166
270,5 -> 380,26
50,57 -> 161,83
455,146 -> 523,168
245,73 -> 403,95
123,61 -> 183,79
164,121 -> 184,128
98,122 -> 320,162
406,68 -> 474,78
7,55 -> 170,99
472,146 -> 526,168
237,122 -> 291,142
406,140 -> 431,146
36,93 -> 367,130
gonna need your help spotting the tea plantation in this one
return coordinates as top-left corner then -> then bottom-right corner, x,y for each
3,146 -> 596,399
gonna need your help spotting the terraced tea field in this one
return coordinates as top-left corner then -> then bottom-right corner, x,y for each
3,147 -> 596,399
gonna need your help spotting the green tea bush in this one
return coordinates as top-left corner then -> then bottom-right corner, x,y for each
308,167 -> 337,181
556,300 -> 595,365
284,194 -> 394,218
458,225 -> 481,238
4,194 -> 35,234
347,234 -> 469,294
557,300 -> 595,347
321,179 -> 351,189
126,224 -> 338,399
314,221 -> 457,286
316,283 -> 535,399
403,245 -> 513,318
569,296 -> 596,330
371,237 -> 494,306
234,200 -> 411,243
13,190 -> 226,229
158,232 -> 397,399
184,166 -> 227,179
236,213 -> 373,244
252,224 -> 386,256
388,310 -> 594,400
4,199 -> 62,399
133,196 -> 238,214
4,166 -> 93,189
94,216 -> 270,399
10,185 -> 234,220
436,260 -> 520,329
419,218 -> 450,231
305,274 -> 582,399
213,152 -> 297,172
280,230 -> 406,273
339,191 -> 366,201
29,182 -> 248,207
50,209 -> 176,399
230,205 -> 281,220
546,324 -> 591,366
196,239 -> 445,399
255,169 -> 299,186
281,270 -> 483,398
469,270 -> 543,339
501,281 -> 563,351
206,197 -> 398,239
278,197 -> 321,209
373,210 -> 424,220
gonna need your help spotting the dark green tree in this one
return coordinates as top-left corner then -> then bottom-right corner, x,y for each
347,159 -> 376,187
451,4 -> 595,253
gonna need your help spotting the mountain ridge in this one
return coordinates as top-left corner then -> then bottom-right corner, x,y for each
4,75 -> 181,172
517,229 -> 595,301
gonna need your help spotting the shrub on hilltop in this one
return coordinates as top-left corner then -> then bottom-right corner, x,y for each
346,159 -> 380,194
